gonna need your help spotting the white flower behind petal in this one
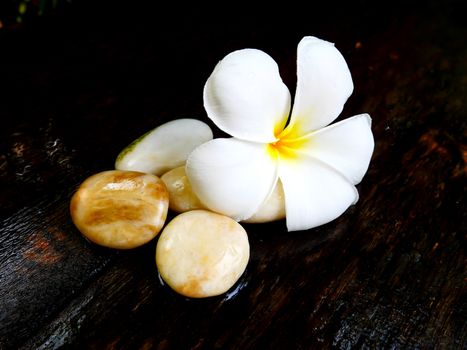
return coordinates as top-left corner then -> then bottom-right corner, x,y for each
186,36 -> 374,231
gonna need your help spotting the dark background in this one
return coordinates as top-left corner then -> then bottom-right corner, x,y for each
0,1 -> 466,349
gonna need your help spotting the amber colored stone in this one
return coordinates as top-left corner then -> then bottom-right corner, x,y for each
161,166 -> 206,213
70,170 -> 169,249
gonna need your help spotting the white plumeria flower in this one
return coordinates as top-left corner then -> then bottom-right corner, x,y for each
186,36 -> 374,231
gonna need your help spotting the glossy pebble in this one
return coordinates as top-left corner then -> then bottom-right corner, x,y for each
243,180 -> 286,223
161,166 -> 206,212
156,210 -> 249,298
70,170 -> 169,249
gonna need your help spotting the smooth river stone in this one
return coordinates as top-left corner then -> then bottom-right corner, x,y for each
70,170 -> 169,249
161,166 -> 286,223
243,180 -> 286,223
156,210 -> 250,298
161,166 -> 206,212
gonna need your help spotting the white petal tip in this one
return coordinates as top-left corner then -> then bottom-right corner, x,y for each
361,113 -> 372,126
301,36 -> 334,46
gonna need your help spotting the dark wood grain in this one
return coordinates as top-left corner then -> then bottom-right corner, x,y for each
1,1 -> 466,349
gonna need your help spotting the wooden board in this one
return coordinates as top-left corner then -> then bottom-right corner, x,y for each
0,1 -> 466,349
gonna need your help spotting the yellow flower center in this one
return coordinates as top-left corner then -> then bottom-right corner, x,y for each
267,121 -> 307,161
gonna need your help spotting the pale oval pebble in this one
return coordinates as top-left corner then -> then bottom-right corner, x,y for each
70,170 -> 169,249
161,166 -> 206,213
156,210 -> 249,298
115,119 -> 213,176
243,180 -> 286,224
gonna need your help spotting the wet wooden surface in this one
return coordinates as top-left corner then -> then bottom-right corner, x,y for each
0,1 -> 466,349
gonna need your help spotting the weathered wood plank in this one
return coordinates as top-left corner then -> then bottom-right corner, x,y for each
0,1 -> 465,349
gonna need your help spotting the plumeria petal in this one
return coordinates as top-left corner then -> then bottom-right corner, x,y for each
204,49 -> 291,143
279,154 -> 358,231
286,36 -> 354,138
115,119 -> 213,176
290,114 -> 374,185
186,138 -> 278,221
